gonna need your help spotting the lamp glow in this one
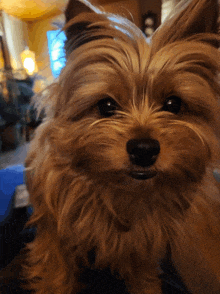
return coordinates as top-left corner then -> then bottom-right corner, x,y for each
20,49 -> 38,75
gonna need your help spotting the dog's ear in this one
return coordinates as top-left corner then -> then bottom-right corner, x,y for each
151,0 -> 219,52
64,0 -> 108,56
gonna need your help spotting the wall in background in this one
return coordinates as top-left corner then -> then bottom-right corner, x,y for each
0,50 -> 3,70
0,15 -> 4,69
2,12 -> 29,70
27,13 -> 65,85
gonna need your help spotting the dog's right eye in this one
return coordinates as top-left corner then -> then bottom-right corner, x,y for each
97,97 -> 119,117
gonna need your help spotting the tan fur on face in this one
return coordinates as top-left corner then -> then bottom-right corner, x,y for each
23,1 -> 220,293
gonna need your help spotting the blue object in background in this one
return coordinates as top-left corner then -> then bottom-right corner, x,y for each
0,164 -> 25,222
47,30 -> 67,78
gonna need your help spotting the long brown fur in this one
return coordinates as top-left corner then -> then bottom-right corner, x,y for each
23,0 -> 220,293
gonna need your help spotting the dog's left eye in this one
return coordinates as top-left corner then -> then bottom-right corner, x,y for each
97,97 -> 119,117
163,96 -> 182,114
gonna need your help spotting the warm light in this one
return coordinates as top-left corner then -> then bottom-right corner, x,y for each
20,49 -> 38,75
23,58 -> 35,74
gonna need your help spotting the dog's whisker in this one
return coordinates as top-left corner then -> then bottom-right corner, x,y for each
170,120 -> 206,147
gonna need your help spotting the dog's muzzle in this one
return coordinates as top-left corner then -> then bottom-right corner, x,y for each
126,138 -> 160,180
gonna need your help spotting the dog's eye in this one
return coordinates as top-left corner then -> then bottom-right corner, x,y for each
163,96 -> 182,114
97,97 -> 119,117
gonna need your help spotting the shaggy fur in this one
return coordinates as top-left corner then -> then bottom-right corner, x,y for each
23,0 -> 220,293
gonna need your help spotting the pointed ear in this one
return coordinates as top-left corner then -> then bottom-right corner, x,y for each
64,0 -> 106,56
151,0 -> 219,52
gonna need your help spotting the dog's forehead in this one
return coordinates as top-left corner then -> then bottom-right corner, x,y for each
62,26 -> 220,115
64,34 -> 151,100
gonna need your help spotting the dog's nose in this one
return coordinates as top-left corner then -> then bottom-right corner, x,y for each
126,138 -> 160,167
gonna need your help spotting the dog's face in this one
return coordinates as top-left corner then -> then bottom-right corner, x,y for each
28,0 -> 220,222
53,37 -> 217,186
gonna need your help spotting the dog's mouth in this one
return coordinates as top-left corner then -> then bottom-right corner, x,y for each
128,169 -> 158,180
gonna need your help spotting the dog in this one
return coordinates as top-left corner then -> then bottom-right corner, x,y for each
22,0 -> 220,293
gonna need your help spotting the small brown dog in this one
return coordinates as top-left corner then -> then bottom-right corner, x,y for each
23,0 -> 220,293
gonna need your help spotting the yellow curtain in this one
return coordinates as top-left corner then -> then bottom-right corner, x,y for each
2,11 -> 28,70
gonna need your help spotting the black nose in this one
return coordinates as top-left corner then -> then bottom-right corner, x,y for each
126,138 -> 160,167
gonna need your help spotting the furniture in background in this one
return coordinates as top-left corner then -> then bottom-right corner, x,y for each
0,75 -> 43,151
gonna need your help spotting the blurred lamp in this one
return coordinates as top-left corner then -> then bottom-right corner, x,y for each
142,11 -> 157,38
20,48 -> 38,75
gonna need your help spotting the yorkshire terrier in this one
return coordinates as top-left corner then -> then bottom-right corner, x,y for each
23,0 -> 220,293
